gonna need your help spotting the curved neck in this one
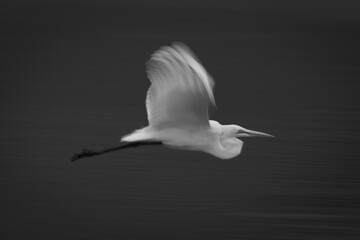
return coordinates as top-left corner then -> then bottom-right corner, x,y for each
205,137 -> 243,160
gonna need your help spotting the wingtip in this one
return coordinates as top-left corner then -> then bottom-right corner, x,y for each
171,42 -> 200,61
171,41 -> 187,48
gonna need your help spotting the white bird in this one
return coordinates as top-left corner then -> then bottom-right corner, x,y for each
71,42 -> 273,162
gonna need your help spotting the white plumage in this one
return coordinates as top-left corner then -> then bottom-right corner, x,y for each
121,42 -> 273,159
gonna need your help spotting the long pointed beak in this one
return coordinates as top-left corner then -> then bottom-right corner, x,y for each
238,129 -> 274,138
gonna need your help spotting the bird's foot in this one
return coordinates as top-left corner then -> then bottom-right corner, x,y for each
70,149 -> 100,162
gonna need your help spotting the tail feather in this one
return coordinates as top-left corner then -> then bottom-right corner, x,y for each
121,127 -> 155,142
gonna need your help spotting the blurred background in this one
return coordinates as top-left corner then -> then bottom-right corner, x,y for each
1,1 -> 359,239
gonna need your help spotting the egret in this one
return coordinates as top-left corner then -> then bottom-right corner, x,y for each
71,42 -> 273,162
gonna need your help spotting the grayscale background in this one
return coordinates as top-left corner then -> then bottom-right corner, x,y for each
1,1 -> 359,239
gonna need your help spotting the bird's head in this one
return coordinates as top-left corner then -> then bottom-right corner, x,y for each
222,125 -> 274,138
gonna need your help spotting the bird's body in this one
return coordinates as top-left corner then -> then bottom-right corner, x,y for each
122,120 -> 243,159
71,42 -> 273,162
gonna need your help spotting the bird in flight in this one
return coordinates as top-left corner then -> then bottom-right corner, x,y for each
71,42 -> 273,162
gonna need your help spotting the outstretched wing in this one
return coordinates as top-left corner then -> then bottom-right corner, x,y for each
146,42 -> 215,129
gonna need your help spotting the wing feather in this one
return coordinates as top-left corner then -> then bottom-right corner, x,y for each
146,42 -> 215,129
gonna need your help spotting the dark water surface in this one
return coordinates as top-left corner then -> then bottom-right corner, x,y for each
1,1 -> 360,239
